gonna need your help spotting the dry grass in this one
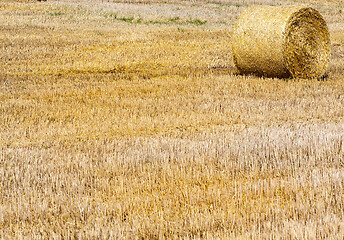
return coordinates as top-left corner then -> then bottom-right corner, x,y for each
1,0 -> 344,239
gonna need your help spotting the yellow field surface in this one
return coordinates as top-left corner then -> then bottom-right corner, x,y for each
1,0 -> 344,238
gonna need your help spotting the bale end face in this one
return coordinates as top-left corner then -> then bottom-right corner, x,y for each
284,7 -> 330,79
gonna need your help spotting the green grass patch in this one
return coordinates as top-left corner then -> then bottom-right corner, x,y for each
106,13 -> 117,18
169,16 -> 180,22
103,15 -> 205,26
117,16 -> 134,23
146,20 -> 165,25
47,11 -> 64,16
187,19 -> 207,25
104,14 -> 135,23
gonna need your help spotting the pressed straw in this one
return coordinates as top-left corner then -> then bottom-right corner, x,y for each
231,6 -> 330,78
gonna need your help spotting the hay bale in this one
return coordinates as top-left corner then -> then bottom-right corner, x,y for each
231,6 -> 330,79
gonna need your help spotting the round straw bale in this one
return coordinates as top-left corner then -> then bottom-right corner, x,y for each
231,6 -> 330,79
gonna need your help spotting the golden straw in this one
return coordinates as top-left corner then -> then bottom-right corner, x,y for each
232,6 -> 330,79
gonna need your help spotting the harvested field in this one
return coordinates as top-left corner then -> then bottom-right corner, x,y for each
0,0 -> 344,238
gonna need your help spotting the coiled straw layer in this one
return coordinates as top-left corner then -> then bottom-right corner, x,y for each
232,6 -> 330,79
